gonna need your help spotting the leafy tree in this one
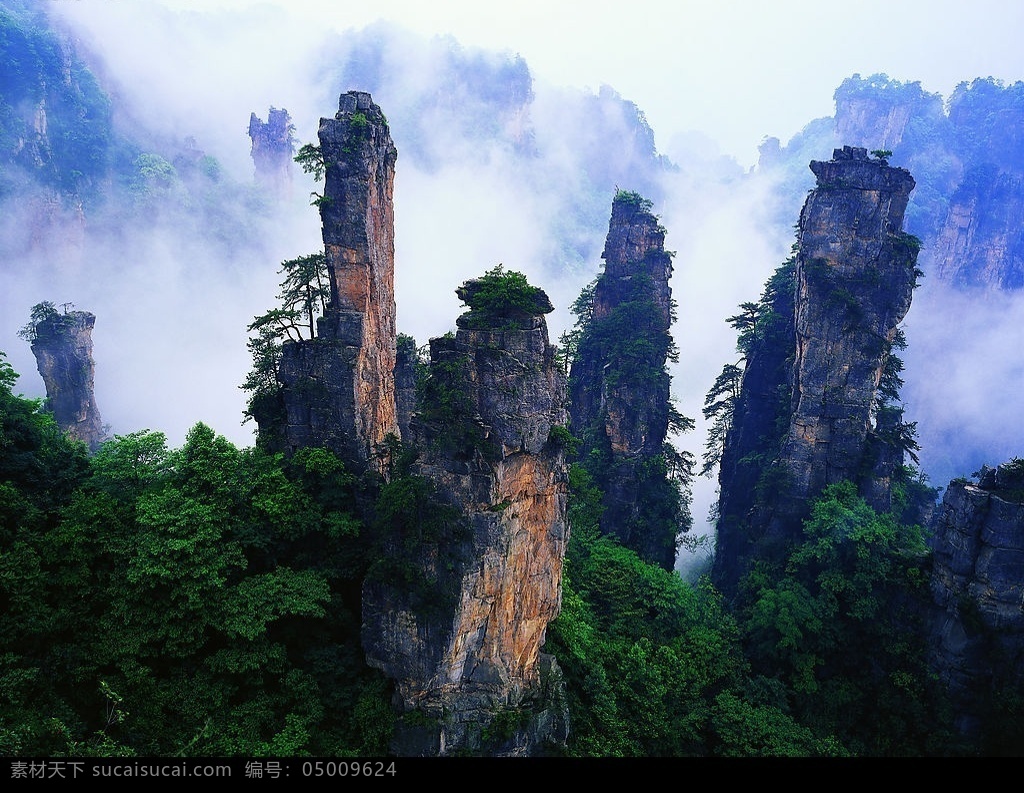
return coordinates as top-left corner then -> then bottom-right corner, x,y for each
701,363 -> 743,477
294,143 -> 325,181
455,264 -> 553,329
612,188 -> 654,212
872,327 -> 921,464
294,142 -> 328,206
0,358 -> 394,757
557,277 -> 597,373
0,350 -> 92,754
548,462 -> 845,756
248,252 -> 329,344
736,481 -> 948,754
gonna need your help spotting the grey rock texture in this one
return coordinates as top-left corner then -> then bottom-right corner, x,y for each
30,310 -> 104,451
363,303 -> 570,756
779,146 -> 917,513
713,147 -> 919,593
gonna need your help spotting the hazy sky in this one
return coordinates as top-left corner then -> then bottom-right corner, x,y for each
123,0 -> 1024,166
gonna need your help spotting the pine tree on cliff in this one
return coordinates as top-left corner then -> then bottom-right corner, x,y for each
244,91 -> 399,469
565,190 -> 694,570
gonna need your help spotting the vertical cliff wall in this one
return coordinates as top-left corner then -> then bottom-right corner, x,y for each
929,170 -> 1024,289
29,309 -> 104,451
363,277 -> 569,755
713,147 -> 919,592
274,91 -> 399,467
930,461 -> 1024,739
568,192 -> 682,569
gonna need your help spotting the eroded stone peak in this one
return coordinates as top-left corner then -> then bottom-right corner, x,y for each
337,90 -> 384,119
809,144 -> 916,193
601,190 -> 670,277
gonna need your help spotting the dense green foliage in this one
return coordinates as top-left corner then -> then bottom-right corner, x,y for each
570,273 -> 679,389
697,240 -> 963,753
547,454 -> 966,754
547,465 -> 842,756
0,338 -> 974,756
0,1 -> 115,200
735,481 -> 951,754
455,264 -> 553,329
0,357 -> 392,755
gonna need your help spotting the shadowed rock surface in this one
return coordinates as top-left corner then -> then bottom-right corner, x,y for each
568,192 -> 680,568
29,309 -> 104,451
930,461 -> 1024,737
713,147 -> 920,594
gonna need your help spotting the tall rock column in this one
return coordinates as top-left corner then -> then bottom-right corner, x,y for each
568,191 -> 681,569
713,146 -> 919,592
28,308 -> 104,451
248,106 -> 295,200
362,273 -> 569,756
780,146 -> 917,512
275,92 -> 399,467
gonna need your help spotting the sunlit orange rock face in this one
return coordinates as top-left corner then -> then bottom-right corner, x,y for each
274,91 -> 399,467
363,316 -> 570,756
318,91 -> 399,465
273,91 -> 569,755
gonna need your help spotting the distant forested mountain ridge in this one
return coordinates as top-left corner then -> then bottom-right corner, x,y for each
0,0 -> 274,266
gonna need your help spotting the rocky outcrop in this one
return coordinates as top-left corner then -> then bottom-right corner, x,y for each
930,461 -> 1024,737
363,283 -> 569,756
780,147 -> 917,509
29,309 -> 104,451
813,75 -> 1024,291
274,92 -> 399,468
568,192 -> 681,568
713,147 -> 920,592
248,107 -> 294,199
